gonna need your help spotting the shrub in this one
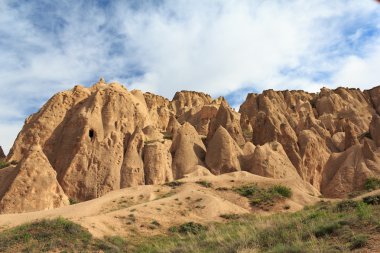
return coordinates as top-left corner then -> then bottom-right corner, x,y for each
169,222 -> 207,234
69,198 -> 78,205
335,200 -> 358,212
219,214 -> 240,220
164,181 -> 184,188
0,161 -> 9,169
269,185 -> 292,198
356,202 -> 372,220
364,177 -> 380,191
196,180 -> 212,188
350,234 -> 368,249
314,222 -> 341,237
363,194 -> 380,205
234,184 -> 292,209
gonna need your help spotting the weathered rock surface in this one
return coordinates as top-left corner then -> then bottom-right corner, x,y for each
0,146 -> 5,161
205,126 -> 243,175
170,123 -> 206,179
245,141 -> 300,179
0,146 -> 68,213
208,102 -> 245,146
2,81 -> 380,213
120,128 -> 145,188
143,141 -> 173,185
320,143 -> 380,198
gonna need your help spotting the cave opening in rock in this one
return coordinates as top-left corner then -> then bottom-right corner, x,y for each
89,129 -> 95,139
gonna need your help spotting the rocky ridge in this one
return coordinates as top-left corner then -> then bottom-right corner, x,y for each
1,80 -> 380,213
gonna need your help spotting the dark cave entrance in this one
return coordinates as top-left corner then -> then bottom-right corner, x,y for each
89,129 -> 95,140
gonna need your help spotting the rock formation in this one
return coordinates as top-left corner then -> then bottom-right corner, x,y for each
143,140 -> 173,184
170,123 -> 206,179
1,80 -> 380,213
0,146 -> 68,213
245,141 -> 300,179
205,126 -> 243,175
0,146 -> 5,161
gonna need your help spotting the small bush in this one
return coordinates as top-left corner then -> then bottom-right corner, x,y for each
314,222 -> 341,237
216,187 -> 229,191
151,220 -> 161,227
269,185 -> 292,198
169,222 -> 207,235
0,161 -> 9,169
196,180 -> 212,188
234,184 -> 292,209
219,214 -> 240,220
164,181 -> 184,188
363,194 -> 380,205
69,198 -> 78,205
335,200 -> 358,212
350,234 -> 368,249
364,177 -> 380,191
356,202 -> 372,220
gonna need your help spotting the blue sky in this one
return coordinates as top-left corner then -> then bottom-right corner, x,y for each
0,0 -> 380,153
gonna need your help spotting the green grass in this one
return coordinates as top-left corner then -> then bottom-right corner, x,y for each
234,184 -> 292,210
364,177 -> 380,191
1,199 -> 380,252
0,217 -> 128,253
130,199 -> 380,252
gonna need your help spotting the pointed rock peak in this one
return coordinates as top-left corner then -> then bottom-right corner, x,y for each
344,120 -> 359,150
363,138 -> 376,160
0,146 -> 69,213
207,101 -> 245,146
242,141 -> 256,156
166,114 -> 181,134
171,122 -> 206,179
205,126 -> 242,175
0,146 -> 5,161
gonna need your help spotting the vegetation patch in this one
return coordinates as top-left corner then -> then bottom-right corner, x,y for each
364,177 -> 380,191
131,200 -> 380,252
0,161 -> 9,169
234,184 -> 292,210
363,194 -> 380,205
350,234 -> 369,250
164,181 -> 184,188
219,213 -> 241,220
168,222 -> 207,235
195,180 -> 212,188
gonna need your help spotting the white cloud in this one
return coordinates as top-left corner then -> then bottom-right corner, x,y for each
0,0 -> 379,154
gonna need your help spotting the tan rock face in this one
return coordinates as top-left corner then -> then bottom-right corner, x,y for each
120,128 -> 145,188
240,86 -> 379,193
3,82 -> 380,213
205,126 -> 242,175
208,102 -> 245,146
170,123 -> 206,179
0,146 -> 69,213
0,146 -> 5,161
245,141 -> 300,179
143,141 -> 173,185
370,114 -> 380,147
320,143 -> 380,198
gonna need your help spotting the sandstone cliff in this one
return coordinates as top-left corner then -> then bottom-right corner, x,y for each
1,81 -> 380,213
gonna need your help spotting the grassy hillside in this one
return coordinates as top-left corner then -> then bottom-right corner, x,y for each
0,195 -> 379,252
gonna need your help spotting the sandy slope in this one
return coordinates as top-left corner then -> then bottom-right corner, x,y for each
0,172 -> 320,238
